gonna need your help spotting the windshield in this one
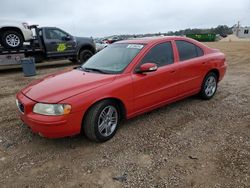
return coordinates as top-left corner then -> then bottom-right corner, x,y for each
82,43 -> 144,74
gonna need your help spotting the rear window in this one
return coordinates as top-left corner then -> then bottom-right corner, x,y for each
176,40 -> 204,61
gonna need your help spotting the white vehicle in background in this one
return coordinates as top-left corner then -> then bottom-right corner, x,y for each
0,20 -> 33,48
95,42 -> 108,52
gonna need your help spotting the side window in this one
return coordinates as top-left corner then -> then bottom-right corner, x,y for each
141,42 -> 174,67
176,40 -> 204,61
196,46 -> 204,57
45,29 -> 68,40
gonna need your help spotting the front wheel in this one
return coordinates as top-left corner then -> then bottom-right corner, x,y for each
79,50 -> 93,64
83,100 -> 120,142
200,72 -> 218,100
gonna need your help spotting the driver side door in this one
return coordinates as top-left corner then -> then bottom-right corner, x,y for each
42,28 -> 76,57
132,41 -> 180,113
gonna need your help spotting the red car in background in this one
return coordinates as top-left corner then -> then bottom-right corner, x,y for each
16,36 -> 226,142
103,36 -> 122,44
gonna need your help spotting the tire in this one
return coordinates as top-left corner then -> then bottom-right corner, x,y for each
200,72 -> 218,100
1,30 -> 24,48
83,100 -> 120,142
79,50 -> 93,64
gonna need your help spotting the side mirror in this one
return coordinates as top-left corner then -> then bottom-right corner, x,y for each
62,35 -> 71,41
136,63 -> 158,73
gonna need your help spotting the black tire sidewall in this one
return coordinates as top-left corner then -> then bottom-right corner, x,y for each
1,30 -> 23,48
84,100 -> 120,142
79,50 -> 93,64
200,72 -> 218,100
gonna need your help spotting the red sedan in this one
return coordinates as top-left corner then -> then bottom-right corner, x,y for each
16,37 -> 227,142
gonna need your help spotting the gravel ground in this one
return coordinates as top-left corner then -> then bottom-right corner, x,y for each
0,42 -> 249,188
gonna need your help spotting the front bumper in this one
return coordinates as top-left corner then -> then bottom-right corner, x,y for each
16,92 -> 83,138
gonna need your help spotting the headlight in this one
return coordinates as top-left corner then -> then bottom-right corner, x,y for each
33,103 -> 71,116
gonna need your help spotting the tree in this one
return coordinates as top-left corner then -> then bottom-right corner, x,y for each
213,25 -> 233,36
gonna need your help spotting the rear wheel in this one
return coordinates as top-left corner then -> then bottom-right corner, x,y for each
1,30 -> 24,48
200,72 -> 218,100
79,50 -> 93,64
83,100 -> 120,142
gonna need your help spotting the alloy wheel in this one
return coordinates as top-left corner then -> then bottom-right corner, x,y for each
205,76 -> 217,97
98,106 -> 118,137
6,34 -> 20,47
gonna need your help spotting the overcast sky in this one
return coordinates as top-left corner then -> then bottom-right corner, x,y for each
1,0 -> 250,37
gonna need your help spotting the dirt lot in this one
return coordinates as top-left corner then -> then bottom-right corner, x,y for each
0,42 -> 249,188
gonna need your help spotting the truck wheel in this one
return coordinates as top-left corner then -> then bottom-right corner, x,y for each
79,50 -> 93,64
83,100 -> 120,142
1,30 -> 24,48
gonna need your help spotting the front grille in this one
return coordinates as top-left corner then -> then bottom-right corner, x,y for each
16,99 -> 25,114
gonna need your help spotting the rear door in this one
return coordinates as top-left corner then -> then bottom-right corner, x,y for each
132,41 -> 180,113
42,28 -> 76,57
175,40 -> 206,94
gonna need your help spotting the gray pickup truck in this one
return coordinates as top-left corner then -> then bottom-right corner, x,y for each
0,26 -> 96,64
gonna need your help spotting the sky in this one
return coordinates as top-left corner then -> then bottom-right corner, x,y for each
1,0 -> 250,37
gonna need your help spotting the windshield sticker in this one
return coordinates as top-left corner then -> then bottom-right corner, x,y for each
127,44 -> 144,49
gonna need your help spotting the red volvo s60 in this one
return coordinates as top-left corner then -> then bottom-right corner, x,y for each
16,37 -> 227,142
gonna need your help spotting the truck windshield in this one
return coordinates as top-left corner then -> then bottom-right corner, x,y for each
82,43 -> 144,74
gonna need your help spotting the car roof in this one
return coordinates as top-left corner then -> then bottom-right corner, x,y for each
116,36 -> 190,45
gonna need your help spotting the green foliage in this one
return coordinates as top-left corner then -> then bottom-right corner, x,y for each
166,25 -> 233,36
104,25 -> 233,39
211,25 -> 233,36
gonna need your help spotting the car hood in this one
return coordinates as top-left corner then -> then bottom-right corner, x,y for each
22,69 -> 117,103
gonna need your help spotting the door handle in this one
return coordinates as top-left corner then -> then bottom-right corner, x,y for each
170,70 -> 176,73
202,61 -> 206,64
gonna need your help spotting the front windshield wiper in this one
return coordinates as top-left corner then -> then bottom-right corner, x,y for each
82,67 -> 109,74
74,66 -> 105,73
74,66 -> 86,71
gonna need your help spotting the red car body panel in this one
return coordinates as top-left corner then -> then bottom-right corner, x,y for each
21,70 -> 117,104
17,92 -> 83,138
16,36 -> 227,138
